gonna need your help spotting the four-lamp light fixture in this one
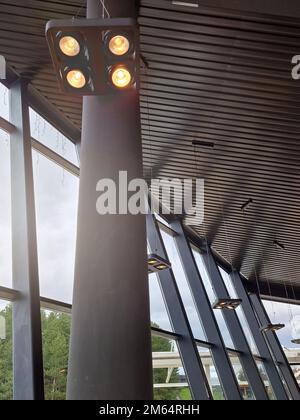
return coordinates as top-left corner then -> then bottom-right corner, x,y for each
260,323 -> 285,334
213,298 -> 242,311
148,254 -> 172,274
46,18 -> 138,95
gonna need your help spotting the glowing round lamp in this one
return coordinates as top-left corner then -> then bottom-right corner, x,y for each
67,70 -> 86,89
109,35 -> 130,56
59,36 -> 80,57
111,67 -> 132,89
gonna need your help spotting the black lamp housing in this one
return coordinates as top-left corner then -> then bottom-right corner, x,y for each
260,324 -> 285,334
213,298 -> 242,311
46,18 -> 138,96
148,254 -> 171,274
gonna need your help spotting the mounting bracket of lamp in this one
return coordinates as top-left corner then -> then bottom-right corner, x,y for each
260,324 -> 285,334
148,254 -> 171,274
46,18 -> 138,95
213,298 -> 242,311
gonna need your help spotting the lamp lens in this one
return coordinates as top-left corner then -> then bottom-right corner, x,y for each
67,70 -> 86,89
109,35 -> 130,56
59,36 -> 80,57
112,67 -> 132,89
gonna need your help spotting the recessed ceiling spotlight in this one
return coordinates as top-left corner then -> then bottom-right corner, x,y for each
108,35 -> 130,56
111,66 -> 133,89
66,69 -> 87,89
172,1 -> 199,7
59,36 -> 81,57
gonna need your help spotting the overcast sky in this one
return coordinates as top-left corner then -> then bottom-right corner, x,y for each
0,82 -> 300,351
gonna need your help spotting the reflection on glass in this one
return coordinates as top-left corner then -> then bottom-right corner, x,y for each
229,353 -> 255,400
0,301 -> 12,400
161,231 -> 206,341
0,83 -> 9,120
263,300 -> 300,349
192,246 -> 235,348
33,152 -> 79,303
152,336 -> 192,400
256,360 -> 276,400
291,365 -> 300,388
198,346 -> 225,400
149,274 -> 173,332
0,129 -> 12,288
41,310 -> 71,400
30,108 -> 79,166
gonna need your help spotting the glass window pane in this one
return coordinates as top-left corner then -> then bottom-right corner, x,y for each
0,301 -> 13,400
149,274 -> 173,332
192,246 -> 235,348
229,353 -> 255,400
41,310 -> 71,400
291,365 -> 300,388
161,231 -> 206,341
256,360 -> 276,400
152,337 -> 192,400
155,213 -> 170,228
33,151 -> 79,303
30,108 -> 79,166
198,346 -> 225,400
0,83 -> 9,120
219,267 -> 259,355
0,129 -> 12,288
263,300 -> 300,349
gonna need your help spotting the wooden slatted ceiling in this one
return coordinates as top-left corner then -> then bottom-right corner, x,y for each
0,0 -> 300,295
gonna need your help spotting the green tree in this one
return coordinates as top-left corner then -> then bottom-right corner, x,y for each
41,311 -> 71,400
0,305 -> 13,400
0,307 -> 190,400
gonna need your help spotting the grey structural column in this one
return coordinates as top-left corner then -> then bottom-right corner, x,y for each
170,220 -> 242,400
10,80 -> 44,400
147,214 -> 211,400
230,271 -> 289,400
201,248 -> 269,400
67,0 -> 153,400
250,293 -> 300,400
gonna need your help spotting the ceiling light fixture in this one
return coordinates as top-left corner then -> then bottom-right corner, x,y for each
172,1 -> 199,7
291,339 -> 300,345
66,69 -> 86,89
111,66 -> 132,89
46,18 -> 137,96
108,35 -> 130,56
260,324 -> 285,334
213,298 -> 242,311
148,254 -> 171,274
59,36 -> 81,57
